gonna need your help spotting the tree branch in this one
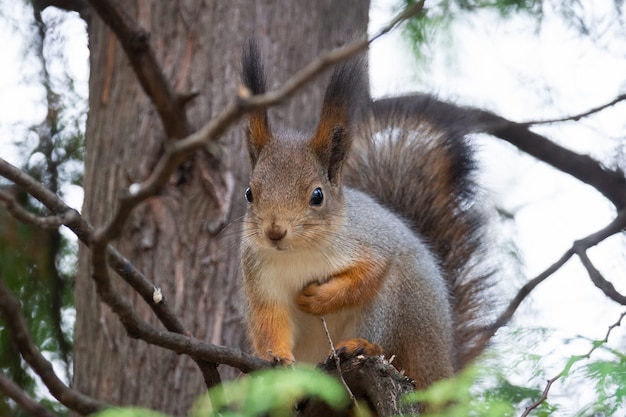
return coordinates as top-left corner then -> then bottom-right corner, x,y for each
0,278 -> 109,415
364,94 -> 626,339
85,0 -> 190,139
575,245 -> 626,305
0,157 -> 266,379
477,112 -> 626,209
372,95 -> 626,209
0,158 -> 184,334
485,209 -> 626,337
90,1 -> 426,246
300,355 -> 420,417
88,244 -> 268,370
0,372 -> 60,417
0,189 -> 79,229
520,94 -> 626,126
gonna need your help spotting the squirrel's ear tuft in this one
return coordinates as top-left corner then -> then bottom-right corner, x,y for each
311,123 -> 350,187
241,39 -> 266,96
241,39 -> 271,166
311,56 -> 366,186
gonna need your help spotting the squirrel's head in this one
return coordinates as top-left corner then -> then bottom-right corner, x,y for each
240,41 -> 363,251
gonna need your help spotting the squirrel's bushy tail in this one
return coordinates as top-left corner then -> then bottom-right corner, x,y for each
344,94 -> 494,369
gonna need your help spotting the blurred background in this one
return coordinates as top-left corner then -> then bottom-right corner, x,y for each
1,0 -> 625,415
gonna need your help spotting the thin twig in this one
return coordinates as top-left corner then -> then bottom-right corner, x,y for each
488,250 -> 575,334
520,94 -> 626,126
321,317 -> 357,406
0,189 -> 79,229
369,0 -> 424,43
520,310 -> 626,417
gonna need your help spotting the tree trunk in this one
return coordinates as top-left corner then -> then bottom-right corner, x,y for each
74,1 -> 369,414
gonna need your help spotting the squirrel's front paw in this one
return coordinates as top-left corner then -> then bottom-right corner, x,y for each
321,338 -> 383,367
334,338 -> 383,359
271,354 -> 295,366
295,280 -> 340,315
263,350 -> 295,366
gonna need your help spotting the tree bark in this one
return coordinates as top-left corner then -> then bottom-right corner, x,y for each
74,0 -> 369,414
300,356 -> 420,417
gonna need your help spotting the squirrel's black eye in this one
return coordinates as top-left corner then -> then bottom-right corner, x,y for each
310,187 -> 324,206
245,187 -> 253,203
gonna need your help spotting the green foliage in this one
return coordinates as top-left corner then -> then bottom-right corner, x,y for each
403,0 -> 542,62
190,365 -> 350,417
0,201 -> 74,417
60,342 -> 626,417
397,321 -> 626,417
403,0 -> 626,68
575,347 -> 626,416
0,2 -> 84,417
87,367 -> 349,417
403,365 -> 518,417
92,408 -> 171,417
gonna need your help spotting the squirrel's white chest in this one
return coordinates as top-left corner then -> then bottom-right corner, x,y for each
253,247 -> 361,363
253,247 -> 348,303
291,307 -> 361,364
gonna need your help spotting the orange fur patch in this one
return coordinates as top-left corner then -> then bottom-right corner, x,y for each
311,105 -> 346,155
295,257 -> 389,315
335,338 -> 383,357
249,302 -> 294,364
247,112 -> 271,148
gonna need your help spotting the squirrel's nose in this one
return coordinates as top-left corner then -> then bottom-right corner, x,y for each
265,223 -> 287,241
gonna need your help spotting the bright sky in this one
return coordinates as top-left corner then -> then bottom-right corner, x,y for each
0,1 -> 88,209
1,0 -> 625,412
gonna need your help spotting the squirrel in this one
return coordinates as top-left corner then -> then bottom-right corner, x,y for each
239,41 -> 492,391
